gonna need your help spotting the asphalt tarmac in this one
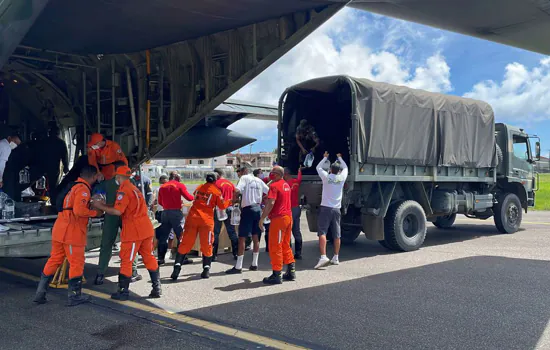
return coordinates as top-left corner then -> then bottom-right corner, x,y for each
2,211 -> 550,349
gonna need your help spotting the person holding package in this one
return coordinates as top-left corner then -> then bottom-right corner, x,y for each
33,164 -> 102,306
92,166 -> 161,301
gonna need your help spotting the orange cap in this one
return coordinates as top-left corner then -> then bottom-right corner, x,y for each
115,166 -> 132,177
87,133 -> 104,147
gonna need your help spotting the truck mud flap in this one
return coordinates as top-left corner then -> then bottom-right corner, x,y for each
0,0 -> 49,69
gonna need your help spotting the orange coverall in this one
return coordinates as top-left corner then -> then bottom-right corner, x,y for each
43,178 -> 99,279
114,180 -> 158,277
178,183 -> 230,257
88,140 -> 128,180
267,180 -> 295,271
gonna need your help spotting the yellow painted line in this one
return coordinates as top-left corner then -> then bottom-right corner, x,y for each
0,266 -> 307,350
456,219 -> 550,226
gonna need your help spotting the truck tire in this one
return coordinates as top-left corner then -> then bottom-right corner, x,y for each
341,225 -> 361,244
494,193 -> 522,234
385,200 -> 427,252
433,214 -> 457,229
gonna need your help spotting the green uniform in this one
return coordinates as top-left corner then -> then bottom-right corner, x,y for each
96,178 -> 138,275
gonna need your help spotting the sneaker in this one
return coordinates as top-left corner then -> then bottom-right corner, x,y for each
314,256 -> 330,269
330,256 -> 340,265
225,267 -> 242,274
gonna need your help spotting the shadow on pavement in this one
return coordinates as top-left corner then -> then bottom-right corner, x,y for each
186,256 -> 550,350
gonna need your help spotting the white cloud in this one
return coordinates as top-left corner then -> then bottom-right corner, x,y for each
232,9 -> 451,106
229,8 -> 452,144
465,58 -> 550,122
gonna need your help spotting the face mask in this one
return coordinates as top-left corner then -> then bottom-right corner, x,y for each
9,142 -> 17,150
259,173 -> 265,179
269,173 -> 277,181
91,145 -> 100,150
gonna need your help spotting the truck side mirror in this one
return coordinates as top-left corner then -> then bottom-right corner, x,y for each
535,142 -> 541,161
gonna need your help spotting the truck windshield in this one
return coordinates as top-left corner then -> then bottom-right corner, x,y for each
513,135 -> 529,161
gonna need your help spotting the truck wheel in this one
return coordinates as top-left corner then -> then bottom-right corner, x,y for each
341,225 -> 361,244
494,193 -> 522,234
385,200 -> 427,252
433,214 -> 456,229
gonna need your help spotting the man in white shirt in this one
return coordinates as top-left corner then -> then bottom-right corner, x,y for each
0,135 -> 21,189
226,165 -> 269,274
314,151 -> 348,269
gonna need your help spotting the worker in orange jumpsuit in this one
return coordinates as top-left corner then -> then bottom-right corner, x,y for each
87,132 -> 128,181
171,172 -> 230,280
259,166 -> 296,284
33,164 -> 102,306
92,166 -> 161,300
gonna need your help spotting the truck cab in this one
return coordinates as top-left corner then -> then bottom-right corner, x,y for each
495,123 -> 540,210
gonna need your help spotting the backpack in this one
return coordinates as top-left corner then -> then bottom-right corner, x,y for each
55,181 -> 91,213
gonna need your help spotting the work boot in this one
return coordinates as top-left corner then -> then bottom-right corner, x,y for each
283,263 -> 296,281
262,271 -> 282,285
294,241 -> 303,260
171,253 -> 187,280
94,273 -> 105,285
67,277 -> 91,306
111,274 -> 131,301
201,256 -> 212,279
148,269 -> 162,298
33,273 -> 53,304
131,269 -> 143,283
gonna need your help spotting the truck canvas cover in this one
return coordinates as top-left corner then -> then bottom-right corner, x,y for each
285,75 -> 496,168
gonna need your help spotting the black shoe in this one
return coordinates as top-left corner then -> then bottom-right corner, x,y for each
148,270 -> 162,298
225,267 -> 242,274
263,271 -> 282,285
201,268 -> 210,279
67,277 -> 91,306
283,263 -> 296,281
33,273 -> 53,304
94,273 -> 105,285
131,270 -> 142,283
111,274 -> 131,301
249,265 -> 258,271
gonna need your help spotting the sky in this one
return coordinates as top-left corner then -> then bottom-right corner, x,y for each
227,7 -> 550,156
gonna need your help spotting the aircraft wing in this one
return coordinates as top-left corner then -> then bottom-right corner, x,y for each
349,0 -> 550,55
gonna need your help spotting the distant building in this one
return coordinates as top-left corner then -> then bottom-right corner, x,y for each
229,152 -> 277,171
535,156 -> 550,173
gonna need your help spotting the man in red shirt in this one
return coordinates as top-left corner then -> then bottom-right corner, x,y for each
259,166 -> 295,285
213,168 -> 238,261
283,167 -> 303,259
156,171 -> 194,264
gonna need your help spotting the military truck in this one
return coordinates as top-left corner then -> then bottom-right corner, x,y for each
277,75 -> 540,251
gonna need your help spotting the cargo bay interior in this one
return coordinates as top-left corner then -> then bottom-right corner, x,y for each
0,2 -> 346,258
279,81 -> 352,175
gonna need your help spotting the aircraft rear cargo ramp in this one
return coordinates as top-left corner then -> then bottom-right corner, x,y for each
0,0 -> 346,162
